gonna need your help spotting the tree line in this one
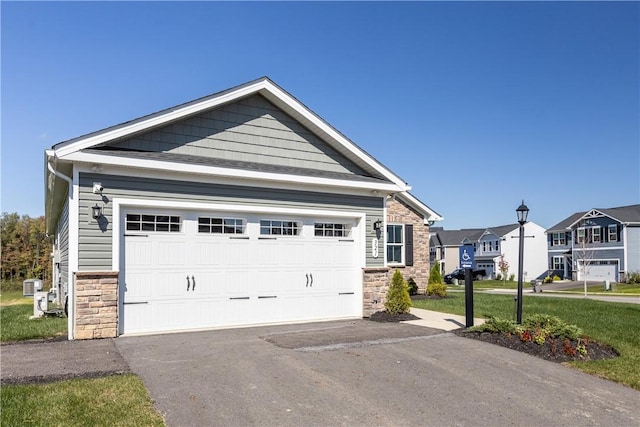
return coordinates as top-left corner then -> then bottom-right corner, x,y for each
1,212 -> 51,285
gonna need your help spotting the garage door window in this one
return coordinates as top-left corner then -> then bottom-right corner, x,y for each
198,217 -> 244,234
260,220 -> 300,236
314,223 -> 351,237
126,214 -> 181,232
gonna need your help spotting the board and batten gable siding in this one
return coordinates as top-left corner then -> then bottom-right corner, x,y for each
627,226 -> 640,273
77,172 -> 384,271
102,94 -> 368,177
56,199 -> 70,295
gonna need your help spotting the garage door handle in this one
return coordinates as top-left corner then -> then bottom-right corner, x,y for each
310,273 -> 313,287
186,275 -> 191,291
306,274 -> 309,287
191,275 -> 196,291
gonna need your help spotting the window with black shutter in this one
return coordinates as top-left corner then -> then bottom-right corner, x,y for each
405,224 -> 414,266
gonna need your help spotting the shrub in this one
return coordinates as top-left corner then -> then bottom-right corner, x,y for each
552,275 -> 561,282
428,264 -> 443,285
543,275 -> 553,284
508,274 -> 515,281
495,273 -> 502,281
407,277 -> 418,296
426,282 -> 447,297
627,272 -> 640,284
469,316 -> 516,334
385,269 -> 411,315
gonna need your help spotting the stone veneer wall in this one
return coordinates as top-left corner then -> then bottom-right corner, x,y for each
386,197 -> 431,291
362,197 -> 431,317
74,271 -> 118,340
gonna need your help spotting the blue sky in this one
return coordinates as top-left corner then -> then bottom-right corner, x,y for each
2,1 -> 638,229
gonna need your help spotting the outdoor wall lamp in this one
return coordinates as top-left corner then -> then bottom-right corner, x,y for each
373,219 -> 382,232
91,204 -> 103,220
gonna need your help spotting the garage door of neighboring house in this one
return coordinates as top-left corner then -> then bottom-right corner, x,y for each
121,210 -> 360,335
577,260 -> 618,282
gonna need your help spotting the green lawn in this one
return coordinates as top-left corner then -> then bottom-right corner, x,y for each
555,282 -> 640,295
1,374 -> 165,426
412,292 -> 640,390
1,299 -> 67,342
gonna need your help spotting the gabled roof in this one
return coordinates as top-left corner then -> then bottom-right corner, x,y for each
550,204 -> 640,231
49,77 -> 410,191
396,192 -> 444,223
433,223 -> 523,246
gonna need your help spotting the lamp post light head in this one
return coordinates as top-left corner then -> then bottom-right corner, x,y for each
516,200 -> 529,225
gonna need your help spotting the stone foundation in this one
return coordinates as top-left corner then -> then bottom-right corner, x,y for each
74,271 -> 118,340
363,267 -> 390,317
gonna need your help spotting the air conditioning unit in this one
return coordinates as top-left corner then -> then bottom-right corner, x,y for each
23,279 -> 43,296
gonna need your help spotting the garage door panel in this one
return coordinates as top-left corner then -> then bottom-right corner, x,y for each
223,240 -> 252,266
191,272 -> 222,296
157,272 -> 190,297
194,241 -> 223,266
124,272 -> 154,300
126,241 -> 153,267
158,241 -> 186,266
187,299 -> 223,327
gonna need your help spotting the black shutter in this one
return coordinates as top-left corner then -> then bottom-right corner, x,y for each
405,224 -> 414,266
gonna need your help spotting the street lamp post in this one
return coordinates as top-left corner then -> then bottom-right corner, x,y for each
516,200 -> 529,324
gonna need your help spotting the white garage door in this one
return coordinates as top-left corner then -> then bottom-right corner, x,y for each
577,260 -> 618,282
121,210 -> 361,335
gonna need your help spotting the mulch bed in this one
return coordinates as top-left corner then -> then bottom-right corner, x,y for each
454,330 -> 619,362
367,310 -> 619,362
368,311 -> 420,322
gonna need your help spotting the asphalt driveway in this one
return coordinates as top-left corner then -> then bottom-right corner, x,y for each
115,320 -> 640,427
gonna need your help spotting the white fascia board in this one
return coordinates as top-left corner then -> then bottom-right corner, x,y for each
65,151 -> 404,193
395,192 -> 444,223
54,80 -> 269,158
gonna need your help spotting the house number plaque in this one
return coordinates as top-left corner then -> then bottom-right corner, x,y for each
372,237 -> 379,258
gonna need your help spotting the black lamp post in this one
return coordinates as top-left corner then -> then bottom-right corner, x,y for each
516,200 -> 529,324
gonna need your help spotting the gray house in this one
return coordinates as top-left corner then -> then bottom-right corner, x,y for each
45,77 -> 442,339
547,205 -> 640,282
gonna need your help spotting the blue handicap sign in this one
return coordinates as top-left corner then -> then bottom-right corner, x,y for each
459,244 -> 475,269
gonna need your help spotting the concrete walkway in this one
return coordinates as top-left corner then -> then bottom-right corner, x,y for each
408,307 -> 484,330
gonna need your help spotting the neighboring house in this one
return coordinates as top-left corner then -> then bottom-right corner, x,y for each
547,204 -> 640,282
430,222 -> 547,281
45,77 -> 442,340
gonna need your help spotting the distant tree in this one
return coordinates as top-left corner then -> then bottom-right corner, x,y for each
498,254 -> 509,285
1,213 -> 50,285
573,219 -> 598,297
385,269 -> 411,315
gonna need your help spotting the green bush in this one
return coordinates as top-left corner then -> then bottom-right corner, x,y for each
426,282 -> 448,297
543,275 -> 553,284
385,269 -> 412,315
428,264 -> 443,285
495,273 -> 502,281
407,277 -> 418,296
508,274 -> 515,281
627,272 -> 640,284
553,275 -> 561,282
469,316 -> 516,334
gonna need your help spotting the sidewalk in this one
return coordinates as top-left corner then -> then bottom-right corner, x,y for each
407,307 -> 484,330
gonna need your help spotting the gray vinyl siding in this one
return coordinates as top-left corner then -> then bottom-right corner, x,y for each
56,199 -> 70,296
78,172 -> 384,270
627,226 -> 640,273
104,94 -> 367,176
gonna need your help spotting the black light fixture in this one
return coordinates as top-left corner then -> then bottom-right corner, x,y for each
515,200 -> 529,324
516,200 -> 529,225
373,219 -> 382,232
91,204 -> 102,220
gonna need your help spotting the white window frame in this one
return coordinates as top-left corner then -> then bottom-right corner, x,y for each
592,227 -> 601,243
198,217 -> 245,234
386,223 -> 404,265
259,219 -> 301,236
552,256 -> 563,270
552,232 -> 566,246
577,227 -> 586,244
125,213 -> 182,233
608,224 -> 618,242
314,222 -> 351,238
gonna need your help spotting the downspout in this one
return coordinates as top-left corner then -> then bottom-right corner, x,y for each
47,158 -> 74,339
